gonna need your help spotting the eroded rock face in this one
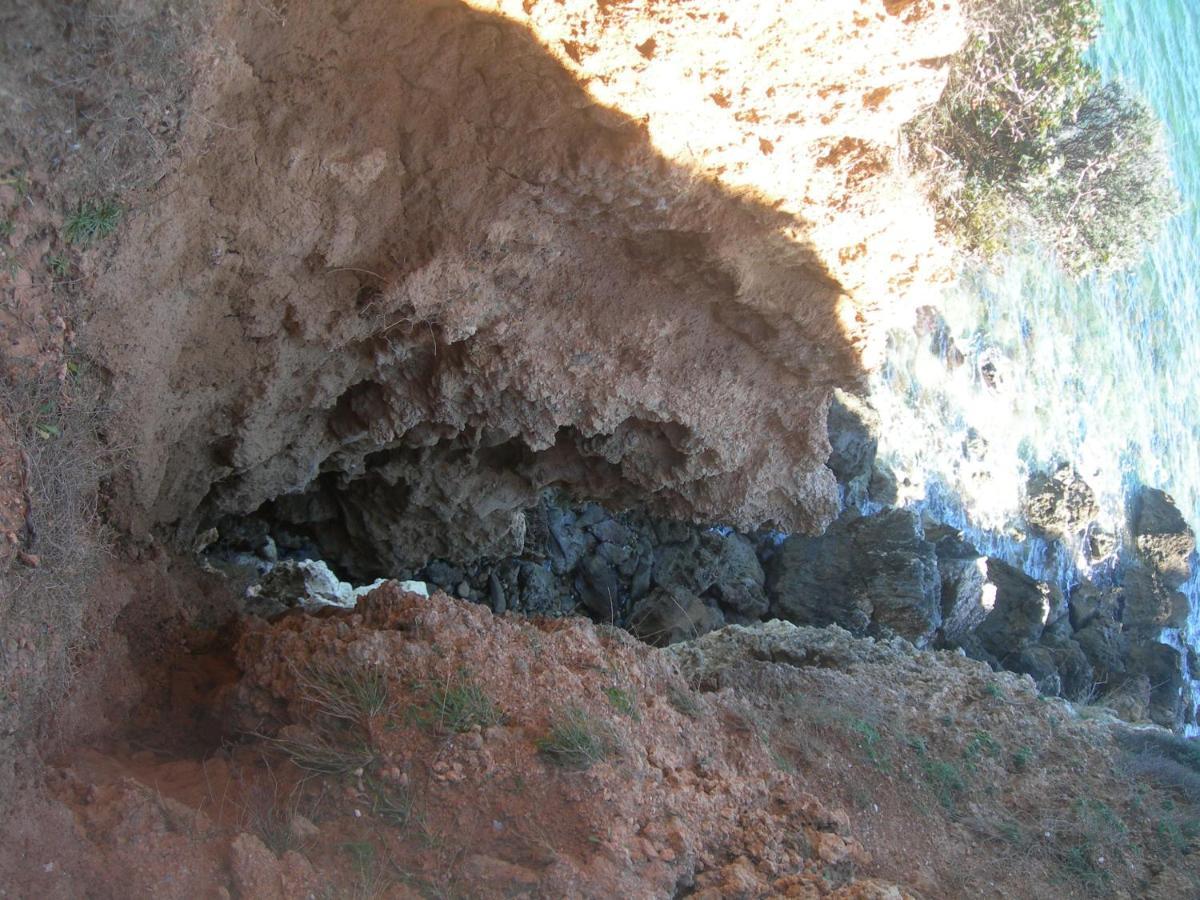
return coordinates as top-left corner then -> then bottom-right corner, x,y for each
89,0 -> 963,563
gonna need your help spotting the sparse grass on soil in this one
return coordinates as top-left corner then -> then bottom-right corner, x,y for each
63,200 -> 122,246
537,706 -> 616,770
421,671 -> 503,733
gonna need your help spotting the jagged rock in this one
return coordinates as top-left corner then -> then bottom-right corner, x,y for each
933,534 -> 987,644
517,561 -> 565,615
652,534 -> 722,596
973,560 -> 1056,663
574,554 -> 624,622
627,586 -> 724,647
1012,646 -> 1061,696
1023,464 -> 1099,539
826,390 -> 879,510
1074,618 -> 1129,681
868,463 -> 899,506
1121,566 -> 1190,630
245,559 -> 426,617
766,518 -> 868,635
1066,581 -> 1121,631
705,533 -> 769,621
1102,674 -> 1153,724
1129,487 -> 1195,589
1084,524 -> 1117,565
766,509 -> 940,646
1039,635 -> 1094,702
1125,642 -> 1187,731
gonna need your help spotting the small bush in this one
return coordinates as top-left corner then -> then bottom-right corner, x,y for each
63,199 -> 122,245
908,0 -> 1177,274
537,707 -> 615,770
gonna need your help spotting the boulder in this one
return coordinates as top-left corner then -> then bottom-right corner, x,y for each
1129,486 -> 1195,589
574,553 -> 623,622
766,509 -> 940,646
766,519 -> 867,633
1126,641 -> 1187,731
974,559 -> 1055,664
1073,618 -> 1129,681
627,586 -> 725,647
705,532 -> 770,621
1039,634 -> 1094,702
933,534 -> 987,644
1121,566 -> 1190,630
1022,464 -> 1098,539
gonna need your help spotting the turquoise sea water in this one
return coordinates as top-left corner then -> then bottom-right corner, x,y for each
876,0 -> 1200,534
869,0 -> 1200,725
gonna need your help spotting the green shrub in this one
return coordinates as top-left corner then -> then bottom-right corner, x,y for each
908,0 -> 1176,274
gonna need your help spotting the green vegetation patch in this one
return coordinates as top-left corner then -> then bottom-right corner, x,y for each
422,672 -> 504,733
63,199 -> 122,245
908,0 -> 1177,275
538,707 -> 616,770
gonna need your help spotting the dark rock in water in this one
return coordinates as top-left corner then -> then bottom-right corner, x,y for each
974,560 -> 1056,663
1023,464 -> 1099,539
1084,523 -> 1117,566
826,390 -> 879,510
1121,565 -> 1190,630
766,509 -> 940,646
1125,642 -> 1187,731
933,534 -> 987,645
1129,486 -> 1196,589
627,586 -> 724,647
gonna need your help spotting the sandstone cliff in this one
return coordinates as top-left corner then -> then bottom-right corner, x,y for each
88,0 -> 962,564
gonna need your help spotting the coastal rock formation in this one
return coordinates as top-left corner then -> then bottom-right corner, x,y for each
88,0 -> 963,565
1023,463 -> 1099,539
1130,486 -> 1197,589
765,509 -> 942,646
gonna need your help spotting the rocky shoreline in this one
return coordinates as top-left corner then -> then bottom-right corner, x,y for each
207,391 -> 1198,734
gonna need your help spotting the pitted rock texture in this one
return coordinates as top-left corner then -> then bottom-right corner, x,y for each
89,0 -> 963,563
